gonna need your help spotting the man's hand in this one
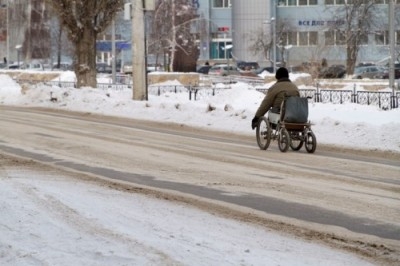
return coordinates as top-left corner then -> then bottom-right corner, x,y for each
251,116 -> 259,130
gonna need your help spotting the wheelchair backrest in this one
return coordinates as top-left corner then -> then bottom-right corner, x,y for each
281,96 -> 309,123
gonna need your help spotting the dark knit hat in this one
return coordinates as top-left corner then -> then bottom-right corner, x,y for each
275,67 -> 289,80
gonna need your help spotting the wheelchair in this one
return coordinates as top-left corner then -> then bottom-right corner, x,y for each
255,97 -> 317,153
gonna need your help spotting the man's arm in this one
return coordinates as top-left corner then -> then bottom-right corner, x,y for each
255,89 -> 275,118
251,86 -> 277,130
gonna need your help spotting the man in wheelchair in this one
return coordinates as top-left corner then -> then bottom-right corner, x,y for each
251,67 -> 300,129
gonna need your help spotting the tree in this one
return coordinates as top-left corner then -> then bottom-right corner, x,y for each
150,0 -> 199,72
50,19 -> 74,69
24,0 -> 51,63
248,26 -> 272,64
248,19 -> 291,67
327,1 -> 377,76
46,0 -> 124,88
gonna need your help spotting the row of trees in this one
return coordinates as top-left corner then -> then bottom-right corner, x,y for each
46,0 -> 200,89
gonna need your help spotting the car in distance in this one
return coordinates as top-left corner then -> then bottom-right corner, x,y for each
255,66 -> 274,75
237,61 -> 260,71
53,62 -> 73,71
352,65 -> 388,79
196,65 -> 211,74
208,64 -> 241,76
318,65 -> 346,79
96,62 -> 112,74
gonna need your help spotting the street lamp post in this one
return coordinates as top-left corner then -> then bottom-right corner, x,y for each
284,45 -> 292,68
6,0 -> 9,67
16,44 -> 22,67
271,17 -> 276,73
263,18 -> 276,72
388,0 -> 396,108
111,19 -> 116,84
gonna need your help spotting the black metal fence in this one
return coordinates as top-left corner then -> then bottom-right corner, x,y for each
42,81 -> 131,90
46,81 -> 400,109
256,86 -> 399,109
14,78 -> 400,109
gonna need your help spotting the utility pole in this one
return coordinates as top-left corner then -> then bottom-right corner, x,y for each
271,17 -> 276,73
388,0 -> 396,108
131,0 -> 146,100
6,0 -> 9,67
111,19 -> 116,84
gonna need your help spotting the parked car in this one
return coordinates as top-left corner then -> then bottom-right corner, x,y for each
208,64 -> 241,76
23,62 -> 44,71
237,61 -> 260,71
52,62 -> 73,71
318,65 -> 346,79
96,63 -> 112,74
122,63 -> 160,74
387,63 -> 400,79
352,65 -> 389,79
53,62 -> 73,71
255,66 -> 274,75
122,63 -> 132,74
7,64 -> 21,69
196,65 -> 211,74
395,63 -> 400,79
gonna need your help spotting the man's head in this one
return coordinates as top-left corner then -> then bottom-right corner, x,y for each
275,67 -> 289,80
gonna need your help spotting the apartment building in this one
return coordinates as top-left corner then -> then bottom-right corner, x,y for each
196,0 -> 399,67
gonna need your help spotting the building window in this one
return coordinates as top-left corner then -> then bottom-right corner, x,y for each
325,31 -> 334,45
358,32 -> 368,45
299,32 -> 308,45
279,0 -> 317,5
325,0 -> 346,4
309,32 -> 318,45
337,30 -> 346,45
288,32 -> 297,45
282,32 -> 298,46
299,31 -> 318,46
299,0 -> 318,5
325,30 -> 346,45
397,31 -> 400,45
212,0 -> 231,8
375,30 -> 400,45
373,0 -> 400,4
210,41 -> 232,59
375,31 -> 388,45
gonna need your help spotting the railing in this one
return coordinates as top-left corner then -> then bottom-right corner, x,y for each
13,78 -> 399,109
249,87 -> 399,109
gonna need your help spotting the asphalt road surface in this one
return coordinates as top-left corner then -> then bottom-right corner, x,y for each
1,106 -> 399,264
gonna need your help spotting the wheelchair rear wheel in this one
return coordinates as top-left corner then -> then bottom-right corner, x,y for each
304,129 -> 317,153
278,128 -> 290,152
289,132 -> 304,151
256,117 -> 271,150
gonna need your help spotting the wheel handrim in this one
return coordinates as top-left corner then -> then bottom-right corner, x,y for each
305,131 -> 317,153
278,128 -> 290,152
256,117 -> 271,150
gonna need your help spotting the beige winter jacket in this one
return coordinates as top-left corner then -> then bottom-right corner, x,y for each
255,78 -> 300,118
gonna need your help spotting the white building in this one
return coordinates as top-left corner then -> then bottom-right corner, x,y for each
196,0 -> 399,67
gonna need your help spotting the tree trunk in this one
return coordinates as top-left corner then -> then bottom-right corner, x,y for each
56,26 -> 62,68
74,27 -> 97,88
169,0 -> 176,72
346,41 -> 358,76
